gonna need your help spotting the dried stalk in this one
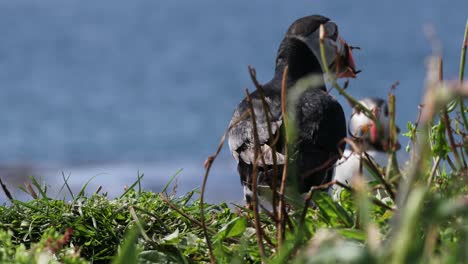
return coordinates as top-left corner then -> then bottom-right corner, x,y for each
439,57 -> 463,169
427,156 -> 442,186
163,193 -> 210,234
0,178 -> 13,202
199,110 -> 249,264
386,90 -> 401,181
363,153 -> 396,201
301,155 -> 341,179
245,89 -> 267,261
248,65 -> 280,223
300,180 -> 339,225
457,19 -> 468,131
277,65 -> 289,249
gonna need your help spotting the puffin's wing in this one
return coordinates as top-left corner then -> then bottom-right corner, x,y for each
228,96 -> 284,166
298,90 -> 346,151
293,91 -> 346,191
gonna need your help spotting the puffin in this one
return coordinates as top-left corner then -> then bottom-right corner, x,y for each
227,15 -> 358,208
331,98 -> 398,200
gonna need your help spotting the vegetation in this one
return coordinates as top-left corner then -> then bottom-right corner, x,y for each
1,20 -> 468,264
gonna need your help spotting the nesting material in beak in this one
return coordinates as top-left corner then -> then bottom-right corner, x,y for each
335,37 -> 358,79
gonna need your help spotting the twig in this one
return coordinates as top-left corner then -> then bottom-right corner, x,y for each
301,180 -> 339,226
248,65 -> 280,223
363,153 -> 396,201
301,154 -> 340,179
277,65 -> 289,249
261,227 -> 277,248
200,110 -> 249,264
439,57 -> 463,169
457,19 -> 468,132
427,156 -> 441,186
386,90 -> 401,181
446,155 -> 458,171
162,193 -> 207,230
0,178 -> 13,202
93,185 -> 102,195
25,183 -> 38,199
201,157 -> 221,261
245,89 -> 267,261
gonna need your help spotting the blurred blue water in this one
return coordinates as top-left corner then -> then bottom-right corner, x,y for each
0,1 -> 466,202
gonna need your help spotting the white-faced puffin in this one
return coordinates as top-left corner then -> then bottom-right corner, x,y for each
331,98 -> 398,199
228,15 -> 358,207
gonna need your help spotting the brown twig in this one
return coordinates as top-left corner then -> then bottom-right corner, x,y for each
0,178 -> 13,202
200,110 -> 249,264
25,183 -> 38,199
162,193 -> 207,230
248,65 -> 280,223
301,180 -> 339,226
457,19 -> 468,133
427,156 -> 442,186
261,227 -> 277,248
386,90 -> 401,182
300,154 -> 340,180
363,153 -> 396,201
245,89 -> 267,261
439,57 -> 463,170
277,65 -> 289,249
446,155 -> 458,171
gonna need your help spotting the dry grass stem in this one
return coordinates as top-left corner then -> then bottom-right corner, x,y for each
277,65 -> 289,249
245,89 -> 267,261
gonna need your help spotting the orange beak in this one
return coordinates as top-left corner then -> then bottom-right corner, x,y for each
370,107 -> 380,143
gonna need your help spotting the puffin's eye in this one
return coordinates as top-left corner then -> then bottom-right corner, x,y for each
324,22 -> 338,41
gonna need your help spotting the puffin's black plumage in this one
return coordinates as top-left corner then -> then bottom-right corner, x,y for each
228,15 -> 356,205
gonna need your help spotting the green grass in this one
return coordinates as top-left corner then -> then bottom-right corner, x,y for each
0,168 -> 466,263
0,144 -> 467,264
0,181 -> 265,263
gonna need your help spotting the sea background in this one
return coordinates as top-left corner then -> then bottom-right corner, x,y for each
0,0 -> 466,203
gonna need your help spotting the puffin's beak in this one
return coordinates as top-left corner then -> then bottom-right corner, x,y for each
335,37 -> 358,79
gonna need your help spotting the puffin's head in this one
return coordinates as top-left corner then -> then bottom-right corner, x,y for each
282,15 -> 358,78
349,98 -> 399,150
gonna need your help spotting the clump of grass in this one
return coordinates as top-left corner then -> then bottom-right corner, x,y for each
0,175 -> 266,263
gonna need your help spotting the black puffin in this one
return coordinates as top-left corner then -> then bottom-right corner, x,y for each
228,15 -> 358,207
